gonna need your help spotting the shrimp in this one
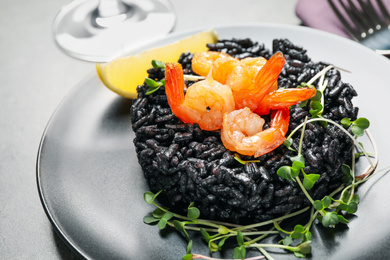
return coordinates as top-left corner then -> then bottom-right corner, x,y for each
221,107 -> 290,157
255,87 -> 317,115
213,52 -> 285,111
164,62 -> 235,131
210,57 -> 253,96
191,51 -> 234,77
240,57 -> 279,93
240,56 -> 267,79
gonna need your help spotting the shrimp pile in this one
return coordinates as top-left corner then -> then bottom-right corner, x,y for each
164,51 -> 316,157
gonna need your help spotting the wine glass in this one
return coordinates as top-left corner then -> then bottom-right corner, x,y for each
53,0 -> 176,62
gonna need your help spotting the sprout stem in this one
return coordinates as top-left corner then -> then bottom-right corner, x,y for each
233,207 -> 310,231
183,75 -> 205,81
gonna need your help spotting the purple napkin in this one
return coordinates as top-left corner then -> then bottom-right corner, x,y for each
295,0 -> 390,39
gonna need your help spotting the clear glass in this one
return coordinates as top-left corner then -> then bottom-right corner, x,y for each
53,0 -> 176,62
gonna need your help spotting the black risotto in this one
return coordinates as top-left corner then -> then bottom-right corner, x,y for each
130,38 -> 358,224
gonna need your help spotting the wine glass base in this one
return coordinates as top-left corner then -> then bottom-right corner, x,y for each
53,0 -> 176,62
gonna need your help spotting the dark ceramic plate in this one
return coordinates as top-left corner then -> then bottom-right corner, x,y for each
37,24 -> 390,259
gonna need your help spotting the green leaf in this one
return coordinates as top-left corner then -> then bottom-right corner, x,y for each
277,166 -> 295,181
290,167 -> 301,178
294,224 -> 305,233
188,204 -> 200,220
292,161 -> 305,172
341,164 -> 353,185
144,77 -> 164,95
237,231 -> 244,246
319,117 -> 328,128
145,77 -> 163,88
341,190 -> 351,203
218,236 -> 229,249
312,90 -> 322,101
303,173 -> 320,190
153,208 -> 165,219
341,164 -> 352,177
283,138 -> 296,151
322,212 -> 339,227
158,218 -> 168,230
295,241 -> 312,256
322,196 -> 332,208
313,200 -> 323,211
143,214 -> 159,224
233,246 -> 246,259
152,59 -> 166,69
351,194 -> 360,204
294,252 -> 306,258
309,101 -> 323,116
173,220 -> 189,241
340,118 -> 352,128
290,155 -> 305,168
143,190 -> 162,204
145,86 -> 161,95
218,225 -> 229,235
337,203 -> 348,211
208,241 -> 219,253
337,214 -> 349,224
351,125 -> 364,136
354,117 -> 370,129
303,231 -> 312,242
162,212 -> 174,221
347,202 -> 358,214
186,240 -> 193,254
200,228 -> 211,243
144,192 -> 155,204
299,99 -> 309,108
291,225 -> 305,239
182,254 -> 193,260
144,191 -> 155,204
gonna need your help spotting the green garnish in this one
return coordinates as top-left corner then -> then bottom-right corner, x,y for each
341,117 -> 370,136
152,59 -> 166,69
145,78 -> 164,95
234,154 -> 260,164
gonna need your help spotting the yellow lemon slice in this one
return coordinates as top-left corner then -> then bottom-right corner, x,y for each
96,30 -> 218,99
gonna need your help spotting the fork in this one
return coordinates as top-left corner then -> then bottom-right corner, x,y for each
327,0 -> 390,54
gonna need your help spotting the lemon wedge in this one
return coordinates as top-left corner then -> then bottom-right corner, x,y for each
96,30 -> 218,99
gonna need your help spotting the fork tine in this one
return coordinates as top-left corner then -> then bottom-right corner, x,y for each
375,0 -> 390,26
357,0 -> 385,30
327,0 -> 362,40
344,0 -> 371,35
348,0 -> 377,34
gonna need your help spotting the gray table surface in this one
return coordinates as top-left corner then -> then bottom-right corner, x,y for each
0,0 -> 300,259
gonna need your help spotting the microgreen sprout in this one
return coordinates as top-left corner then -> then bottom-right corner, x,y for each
145,60 -> 205,95
283,138 -> 296,151
152,59 -> 166,69
143,190 -> 314,259
234,154 -> 260,165
299,66 -> 332,127
341,117 -> 370,136
145,78 -> 164,95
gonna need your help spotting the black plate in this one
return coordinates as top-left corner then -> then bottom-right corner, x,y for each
37,24 -> 390,259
